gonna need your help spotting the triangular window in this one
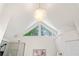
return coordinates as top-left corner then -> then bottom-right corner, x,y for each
24,22 -> 57,36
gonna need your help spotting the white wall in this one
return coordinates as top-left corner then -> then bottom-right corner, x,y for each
2,36 -> 57,56
22,36 -> 57,56
56,30 -> 79,56
3,30 -> 79,56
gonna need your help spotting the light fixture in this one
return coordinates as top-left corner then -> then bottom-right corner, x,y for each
34,4 -> 47,22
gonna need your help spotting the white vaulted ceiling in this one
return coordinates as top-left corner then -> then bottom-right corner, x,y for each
0,3 -> 79,39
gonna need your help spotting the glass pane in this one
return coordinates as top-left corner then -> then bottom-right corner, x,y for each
24,26 -> 38,36
41,25 -> 52,36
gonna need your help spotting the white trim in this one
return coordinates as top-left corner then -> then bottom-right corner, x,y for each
23,20 -> 59,36
38,22 -> 41,36
41,22 -> 56,33
23,21 -> 38,34
43,20 -> 59,33
43,20 -> 61,36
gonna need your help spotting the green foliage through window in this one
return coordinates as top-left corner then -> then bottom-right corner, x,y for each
24,26 -> 38,36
